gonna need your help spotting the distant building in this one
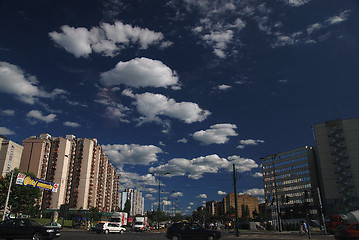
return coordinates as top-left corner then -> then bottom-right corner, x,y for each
314,118 -> 359,214
20,134 -> 120,211
119,189 -> 144,216
223,193 -> 258,219
0,136 -> 23,176
261,146 -> 319,224
205,200 -> 223,216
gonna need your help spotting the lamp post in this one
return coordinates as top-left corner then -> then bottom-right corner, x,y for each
150,171 -> 169,229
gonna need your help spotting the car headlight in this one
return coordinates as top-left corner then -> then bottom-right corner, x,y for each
46,229 -> 55,233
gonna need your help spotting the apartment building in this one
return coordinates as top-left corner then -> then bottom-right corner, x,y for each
314,118 -> 359,214
205,200 -> 223,216
223,193 -> 258,219
0,136 -> 23,176
20,134 -> 120,211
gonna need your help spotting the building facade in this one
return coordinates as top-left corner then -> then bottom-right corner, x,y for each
119,189 -> 144,216
223,193 -> 258,219
20,134 -> 120,211
0,136 -> 23,176
314,118 -> 359,214
261,146 -> 319,224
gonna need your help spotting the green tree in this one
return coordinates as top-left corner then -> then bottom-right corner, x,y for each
172,213 -> 184,223
123,199 -> 131,216
0,169 -> 41,217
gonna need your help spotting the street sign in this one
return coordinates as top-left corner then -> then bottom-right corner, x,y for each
15,173 -> 59,192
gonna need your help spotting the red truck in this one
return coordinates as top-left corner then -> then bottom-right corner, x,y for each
327,210 -> 359,234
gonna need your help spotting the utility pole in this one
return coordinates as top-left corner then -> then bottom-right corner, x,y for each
317,187 -> 327,234
233,164 -> 240,237
2,171 -> 14,221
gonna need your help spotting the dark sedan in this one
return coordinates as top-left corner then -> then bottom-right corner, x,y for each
0,218 -> 60,240
166,222 -> 221,240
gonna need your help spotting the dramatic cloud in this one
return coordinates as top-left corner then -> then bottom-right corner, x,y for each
123,90 -> 211,124
237,139 -> 265,149
0,62 -> 66,104
102,143 -> 163,166
63,121 -> 81,127
100,58 -> 180,89
0,127 -> 15,135
26,110 -> 56,123
49,21 -> 171,58
218,190 -> 227,195
149,154 -> 258,180
193,124 -> 238,145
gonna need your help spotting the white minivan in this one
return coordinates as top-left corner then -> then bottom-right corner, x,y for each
95,222 -> 126,234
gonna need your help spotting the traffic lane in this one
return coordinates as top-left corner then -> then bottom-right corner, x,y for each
60,230 -> 336,240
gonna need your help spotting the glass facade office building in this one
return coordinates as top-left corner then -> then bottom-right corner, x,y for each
262,146 -> 319,222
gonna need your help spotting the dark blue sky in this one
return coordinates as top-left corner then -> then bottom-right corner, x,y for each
1,0 -> 358,214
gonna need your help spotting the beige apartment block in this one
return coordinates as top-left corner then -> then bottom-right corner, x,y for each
19,134 -> 120,212
42,137 -> 73,209
20,134 -> 51,179
0,137 -> 23,176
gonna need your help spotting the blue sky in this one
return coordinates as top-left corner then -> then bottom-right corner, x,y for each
1,0 -> 358,215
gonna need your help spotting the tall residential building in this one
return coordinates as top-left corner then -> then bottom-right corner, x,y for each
205,200 -> 223,216
314,118 -> 359,214
119,189 -> 144,216
0,136 -> 23,176
223,193 -> 258,219
261,146 -> 319,225
20,134 -> 120,211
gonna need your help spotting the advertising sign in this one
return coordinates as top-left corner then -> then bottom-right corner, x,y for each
16,173 -> 59,192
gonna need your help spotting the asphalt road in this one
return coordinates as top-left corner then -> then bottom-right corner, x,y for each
59,230 -> 336,240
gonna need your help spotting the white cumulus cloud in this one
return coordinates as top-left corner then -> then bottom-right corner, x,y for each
0,62 -> 66,104
123,90 -> 211,124
26,110 -> 56,123
100,58 -> 180,89
241,188 -> 264,196
0,127 -> 15,135
196,194 -> 208,199
237,139 -> 265,149
149,154 -> 258,180
218,190 -> 227,195
63,121 -> 81,127
49,21 -> 171,58
102,143 -> 162,166
193,124 -> 238,145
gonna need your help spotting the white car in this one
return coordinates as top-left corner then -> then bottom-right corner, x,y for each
95,222 -> 126,234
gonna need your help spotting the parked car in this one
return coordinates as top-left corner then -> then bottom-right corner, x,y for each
334,223 -> 359,239
0,218 -> 60,240
95,222 -> 126,234
166,222 -> 221,240
44,222 -> 62,229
